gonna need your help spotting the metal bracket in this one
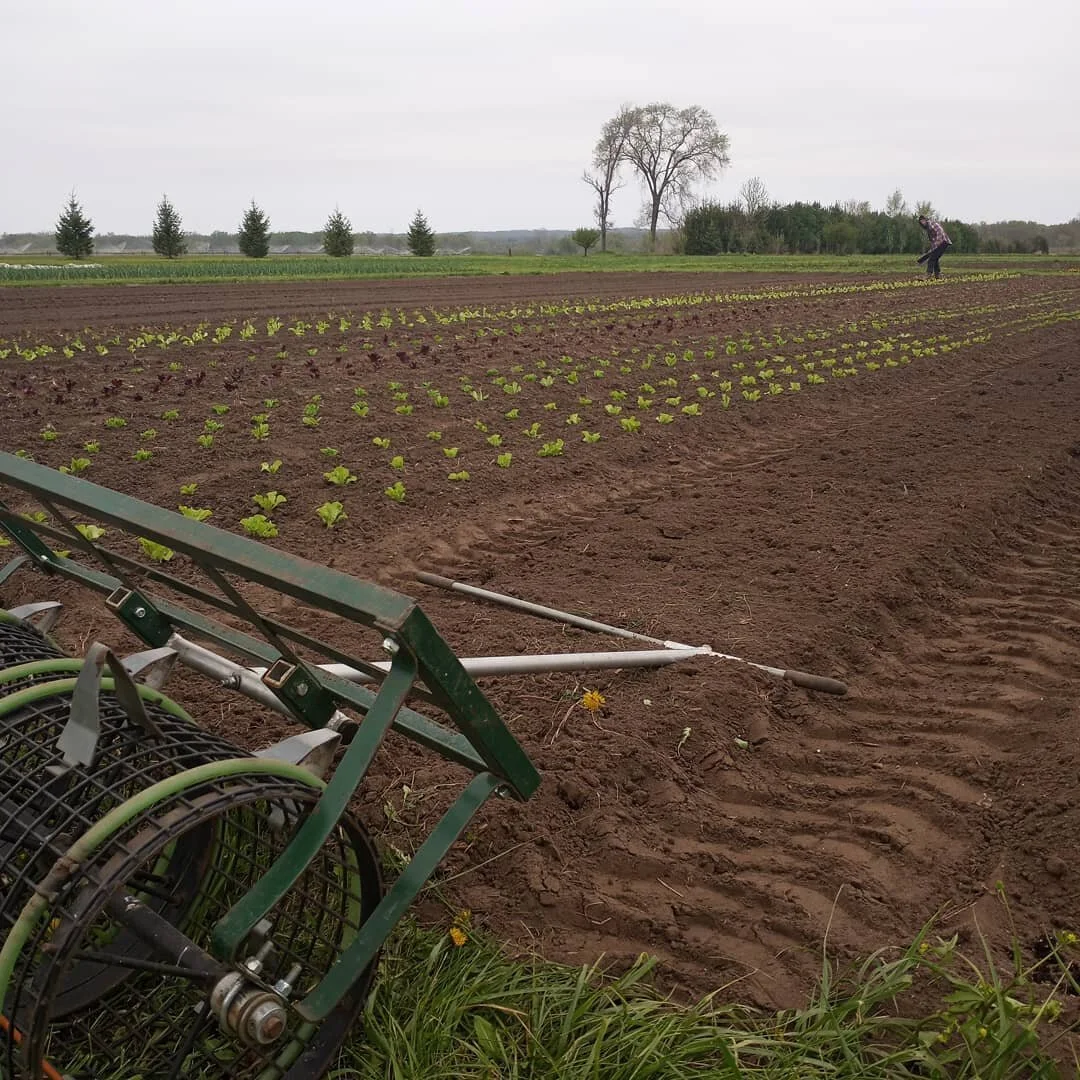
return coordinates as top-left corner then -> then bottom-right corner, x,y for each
105,586 -> 173,648
256,730 -> 343,832
57,643 -> 166,768
253,729 -> 341,780
121,646 -> 180,690
0,553 -> 28,586
260,659 -> 337,729
7,600 -> 63,634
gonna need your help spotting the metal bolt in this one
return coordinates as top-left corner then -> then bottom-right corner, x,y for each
273,963 -> 303,1000
245,999 -> 287,1044
295,681 -> 308,696
133,607 -> 146,618
382,637 -> 399,655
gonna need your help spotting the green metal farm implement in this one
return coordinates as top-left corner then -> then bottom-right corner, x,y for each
0,451 -> 543,1079
0,451 -> 846,1078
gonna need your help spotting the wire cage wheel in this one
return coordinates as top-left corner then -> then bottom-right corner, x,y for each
2,768 -> 383,1080
0,614 -> 383,1079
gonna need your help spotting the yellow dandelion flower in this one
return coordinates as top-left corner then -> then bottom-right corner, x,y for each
456,908 -> 472,925
449,926 -> 468,947
582,689 -> 605,713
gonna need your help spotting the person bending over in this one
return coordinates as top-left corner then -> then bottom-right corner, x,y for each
917,215 -> 951,278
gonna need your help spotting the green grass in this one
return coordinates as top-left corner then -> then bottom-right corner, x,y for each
0,252 -> 1076,286
339,916 -> 1078,1079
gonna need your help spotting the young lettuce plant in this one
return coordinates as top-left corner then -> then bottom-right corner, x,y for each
316,501 -> 347,528
240,514 -> 278,538
138,538 -> 174,563
324,466 -> 357,486
384,481 -> 406,503
252,492 -> 287,513
178,506 -> 213,522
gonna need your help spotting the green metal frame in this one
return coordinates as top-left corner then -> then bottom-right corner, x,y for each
0,451 -> 540,1019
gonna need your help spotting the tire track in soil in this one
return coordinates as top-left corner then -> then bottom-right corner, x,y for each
386,323 -> 1080,1010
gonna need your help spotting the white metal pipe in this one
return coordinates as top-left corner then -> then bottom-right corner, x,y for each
249,647 -> 706,684
166,633 -> 299,720
168,634 -> 699,719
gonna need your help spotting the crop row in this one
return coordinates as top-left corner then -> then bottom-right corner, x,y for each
1,286 -> 1066,399
9,304 -> 1073,554
0,272 -> 1024,357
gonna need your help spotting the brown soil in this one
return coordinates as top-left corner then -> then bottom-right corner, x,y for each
2,271 -> 1079,1024
0,272 -> 900,335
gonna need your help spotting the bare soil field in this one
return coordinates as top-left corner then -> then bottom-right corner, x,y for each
2,268 -> 1078,1014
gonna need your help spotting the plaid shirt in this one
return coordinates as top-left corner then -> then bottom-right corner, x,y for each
924,219 -> 950,247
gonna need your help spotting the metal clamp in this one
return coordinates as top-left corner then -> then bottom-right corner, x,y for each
260,659 -> 337,729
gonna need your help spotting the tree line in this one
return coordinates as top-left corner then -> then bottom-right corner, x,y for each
680,186 -> 992,256
52,194 -> 437,259
582,105 -> 1060,256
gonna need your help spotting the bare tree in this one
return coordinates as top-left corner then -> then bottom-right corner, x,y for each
885,189 -> 908,217
915,199 -> 938,219
583,105 -> 634,253
841,199 -> 872,216
739,176 -> 771,219
884,189 -> 910,252
622,102 -> 731,248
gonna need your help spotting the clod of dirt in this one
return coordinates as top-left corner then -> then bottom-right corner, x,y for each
556,778 -> 590,810
1045,855 -> 1067,879
747,714 -> 771,745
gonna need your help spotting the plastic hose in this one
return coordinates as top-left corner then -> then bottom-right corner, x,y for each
0,658 -> 83,687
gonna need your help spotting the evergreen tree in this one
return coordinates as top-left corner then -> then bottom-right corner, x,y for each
322,207 -> 354,257
238,201 -> 271,258
406,209 -> 435,257
151,195 -> 187,258
54,192 -> 94,259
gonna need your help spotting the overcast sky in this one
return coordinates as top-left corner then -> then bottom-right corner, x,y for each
2,0 -> 1077,235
